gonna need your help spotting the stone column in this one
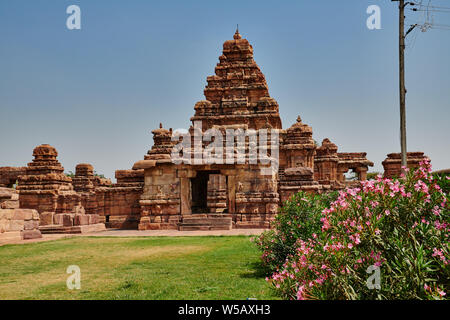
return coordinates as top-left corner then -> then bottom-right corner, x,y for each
356,167 -> 368,181
180,177 -> 191,215
178,169 -> 195,215
222,173 -> 236,214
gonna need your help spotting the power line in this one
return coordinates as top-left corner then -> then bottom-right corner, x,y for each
425,5 -> 450,10
406,0 -> 450,31
410,8 -> 450,13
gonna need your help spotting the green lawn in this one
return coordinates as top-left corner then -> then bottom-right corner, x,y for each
0,236 -> 277,300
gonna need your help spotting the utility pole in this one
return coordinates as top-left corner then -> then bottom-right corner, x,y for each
392,0 -> 417,168
399,0 -> 407,169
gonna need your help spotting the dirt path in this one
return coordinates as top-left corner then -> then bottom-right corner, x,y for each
0,228 -> 266,246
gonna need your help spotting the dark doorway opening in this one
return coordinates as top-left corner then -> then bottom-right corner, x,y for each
191,170 -> 220,213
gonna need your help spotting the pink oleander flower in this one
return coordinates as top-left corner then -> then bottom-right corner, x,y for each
432,206 -> 441,216
296,285 -> 306,300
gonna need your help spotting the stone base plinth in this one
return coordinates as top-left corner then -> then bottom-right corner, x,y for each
39,223 -> 106,234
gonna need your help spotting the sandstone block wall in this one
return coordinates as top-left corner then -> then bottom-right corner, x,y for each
96,186 -> 143,229
0,167 -> 26,188
139,165 -> 181,230
382,152 -> 429,179
0,187 -> 42,241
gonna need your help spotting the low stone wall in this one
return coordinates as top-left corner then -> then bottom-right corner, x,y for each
90,169 -> 144,229
0,208 -> 42,241
0,187 -> 42,241
95,187 -> 142,229
0,167 -> 26,188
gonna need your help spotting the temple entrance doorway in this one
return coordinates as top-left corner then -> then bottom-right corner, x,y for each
191,171 -> 210,213
190,170 -> 227,214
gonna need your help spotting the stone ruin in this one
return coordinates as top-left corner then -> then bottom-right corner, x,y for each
96,169 -> 144,229
0,167 -> 26,188
16,144 -> 105,234
0,187 -> 41,242
382,152 -> 429,179
0,30 -> 431,235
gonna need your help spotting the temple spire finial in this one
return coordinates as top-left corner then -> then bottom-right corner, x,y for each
233,25 -> 242,40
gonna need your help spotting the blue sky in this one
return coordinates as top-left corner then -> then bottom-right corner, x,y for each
0,0 -> 449,180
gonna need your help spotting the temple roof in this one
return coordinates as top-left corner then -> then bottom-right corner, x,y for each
191,31 -> 282,130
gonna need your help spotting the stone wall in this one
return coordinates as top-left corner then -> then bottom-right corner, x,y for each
0,167 -> 27,188
95,169 -> 144,229
382,152 -> 429,179
139,164 -> 181,230
0,187 -> 41,241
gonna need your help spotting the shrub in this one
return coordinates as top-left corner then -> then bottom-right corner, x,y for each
434,172 -> 450,195
254,191 -> 338,272
367,172 -> 382,180
65,171 -> 75,178
266,160 -> 449,300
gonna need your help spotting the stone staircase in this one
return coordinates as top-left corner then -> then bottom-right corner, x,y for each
178,214 -> 232,231
39,223 -> 106,234
39,225 -> 70,234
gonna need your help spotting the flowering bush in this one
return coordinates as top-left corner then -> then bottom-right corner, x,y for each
254,191 -> 337,272
264,160 -> 449,300
434,172 -> 450,195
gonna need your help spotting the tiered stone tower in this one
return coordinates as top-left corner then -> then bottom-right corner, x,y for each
17,144 -> 78,218
17,145 -> 104,231
136,123 -> 182,230
73,163 -> 96,193
314,138 -> 340,188
279,116 -> 321,202
191,29 -> 282,130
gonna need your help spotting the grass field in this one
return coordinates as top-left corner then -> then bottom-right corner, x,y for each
0,236 -> 277,300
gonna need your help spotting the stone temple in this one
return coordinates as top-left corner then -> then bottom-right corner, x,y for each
0,30 -> 430,238
131,30 -> 376,230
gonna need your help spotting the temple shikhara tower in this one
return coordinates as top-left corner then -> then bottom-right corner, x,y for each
3,30 -> 429,238
132,29 -> 374,230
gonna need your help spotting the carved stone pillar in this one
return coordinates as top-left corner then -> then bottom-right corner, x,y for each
180,177 -> 191,215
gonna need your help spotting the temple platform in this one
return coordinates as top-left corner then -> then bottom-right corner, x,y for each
178,214 -> 232,231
